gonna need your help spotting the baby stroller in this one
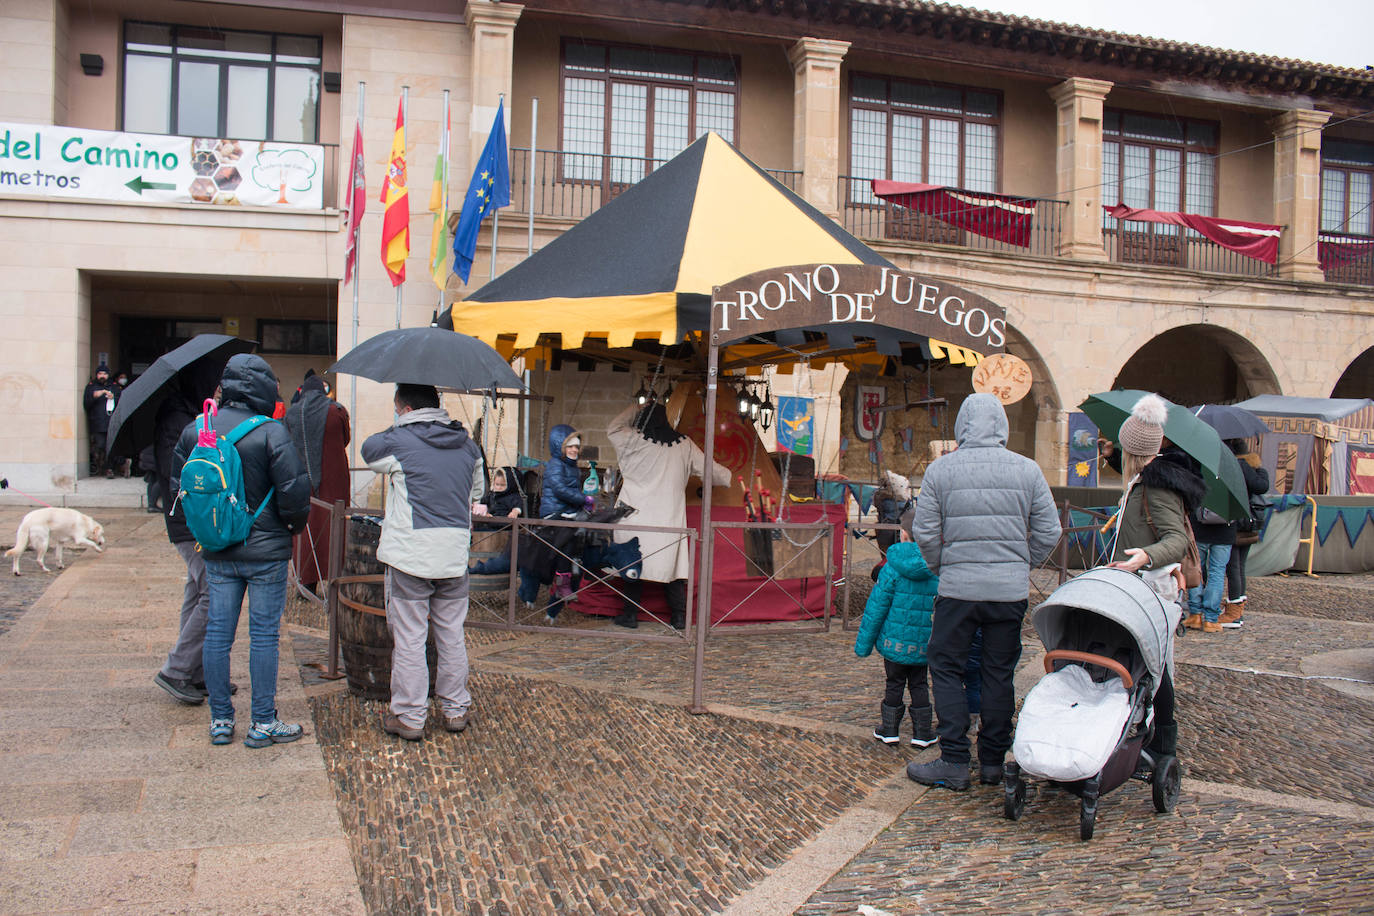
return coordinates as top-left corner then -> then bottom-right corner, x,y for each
1003,567 -> 1182,840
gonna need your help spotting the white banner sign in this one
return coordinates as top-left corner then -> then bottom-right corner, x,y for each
0,122 -> 324,209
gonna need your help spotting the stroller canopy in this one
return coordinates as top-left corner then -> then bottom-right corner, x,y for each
1032,568 -> 1173,690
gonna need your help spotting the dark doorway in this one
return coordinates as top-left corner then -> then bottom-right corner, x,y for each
119,317 -> 224,380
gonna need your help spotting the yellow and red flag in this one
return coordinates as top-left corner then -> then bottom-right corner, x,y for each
380,97 -> 409,287
428,103 -> 451,290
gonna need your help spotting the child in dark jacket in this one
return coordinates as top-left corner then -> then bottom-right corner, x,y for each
855,509 -> 940,747
470,467 -> 527,580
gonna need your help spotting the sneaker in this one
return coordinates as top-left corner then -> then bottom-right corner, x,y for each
906,757 -> 971,791
155,671 -> 205,705
1202,620 -> 1223,633
979,764 -> 1003,786
444,708 -> 474,733
382,713 -> 423,741
543,613 -> 558,625
244,718 -> 304,748
209,718 -> 235,745
190,681 -> 239,697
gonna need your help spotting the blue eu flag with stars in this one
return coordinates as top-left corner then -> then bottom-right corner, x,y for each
452,100 -> 511,283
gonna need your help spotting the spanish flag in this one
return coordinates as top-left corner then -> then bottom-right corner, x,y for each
380,97 -> 409,287
428,103 -> 451,291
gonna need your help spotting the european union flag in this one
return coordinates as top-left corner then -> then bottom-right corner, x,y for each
452,100 -> 511,283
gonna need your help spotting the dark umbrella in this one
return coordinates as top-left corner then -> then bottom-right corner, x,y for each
1080,389 -> 1250,520
106,334 -> 256,457
328,326 -> 524,392
1188,404 -> 1270,441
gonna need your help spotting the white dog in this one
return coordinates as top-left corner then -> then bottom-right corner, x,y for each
6,508 -> 105,575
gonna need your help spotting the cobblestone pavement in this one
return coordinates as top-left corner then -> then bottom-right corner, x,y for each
311,672 -> 898,915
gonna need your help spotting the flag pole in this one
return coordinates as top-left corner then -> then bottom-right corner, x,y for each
437,88 -> 450,320
396,84 -> 408,329
490,92 -> 504,282
349,80 -> 365,472
527,97 -> 537,258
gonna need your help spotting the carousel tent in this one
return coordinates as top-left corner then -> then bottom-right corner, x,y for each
1234,395 -> 1374,495
439,132 -> 985,368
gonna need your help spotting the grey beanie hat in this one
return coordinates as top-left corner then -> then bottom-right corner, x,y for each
1118,393 -> 1168,457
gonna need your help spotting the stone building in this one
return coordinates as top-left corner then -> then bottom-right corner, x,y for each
2,0 -> 1371,496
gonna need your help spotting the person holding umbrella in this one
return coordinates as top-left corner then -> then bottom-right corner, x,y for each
1106,393 -> 1207,760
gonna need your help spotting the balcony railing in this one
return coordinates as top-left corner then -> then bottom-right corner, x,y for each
1102,221 -> 1278,279
1320,231 -> 1374,287
507,147 -> 797,222
838,176 -> 1067,259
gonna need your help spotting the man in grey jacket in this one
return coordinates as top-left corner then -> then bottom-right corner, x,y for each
907,393 -> 1061,791
363,384 -> 484,741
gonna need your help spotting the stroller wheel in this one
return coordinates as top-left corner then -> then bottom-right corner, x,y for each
1175,618 -> 1186,637
1152,755 -> 1181,813
1079,777 -> 1099,841
1004,774 -> 1026,821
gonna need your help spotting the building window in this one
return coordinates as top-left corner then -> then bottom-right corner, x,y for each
122,22 -> 322,142
259,319 -> 335,355
1322,139 -> 1374,237
1102,110 -> 1217,216
560,41 -> 739,186
847,75 -> 1001,204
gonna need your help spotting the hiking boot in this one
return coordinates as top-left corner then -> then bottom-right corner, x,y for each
910,706 -> 937,748
382,713 -> 423,741
1220,599 -> 1245,628
209,718 -> 235,746
907,757 -> 971,791
1184,613 -> 1203,630
244,718 -> 305,748
1203,620 -> 1223,633
979,763 -> 1004,785
155,672 -> 205,705
874,702 -> 904,745
444,708 -> 474,733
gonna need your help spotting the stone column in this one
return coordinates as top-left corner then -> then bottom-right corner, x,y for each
1048,77 -> 1112,261
465,1 -> 522,170
788,38 -> 849,221
1271,108 -> 1330,282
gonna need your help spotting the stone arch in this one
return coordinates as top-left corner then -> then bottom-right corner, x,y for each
1329,345 -> 1374,399
1004,323 -> 1062,466
1112,323 -> 1280,404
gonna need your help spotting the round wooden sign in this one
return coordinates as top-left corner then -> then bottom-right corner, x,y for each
971,353 -> 1032,405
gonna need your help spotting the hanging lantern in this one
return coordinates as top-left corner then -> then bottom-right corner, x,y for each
759,393 -> 775,431
636,381 -> 649,406
737,386 -> 752,417
749,392 -> 761,419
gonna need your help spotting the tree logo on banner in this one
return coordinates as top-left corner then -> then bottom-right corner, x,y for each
855,385 -> 885,441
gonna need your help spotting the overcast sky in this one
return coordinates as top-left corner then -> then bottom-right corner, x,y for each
973,0 -> 1373,70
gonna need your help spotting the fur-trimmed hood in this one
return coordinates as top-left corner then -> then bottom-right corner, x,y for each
1138,448 -> 1207,514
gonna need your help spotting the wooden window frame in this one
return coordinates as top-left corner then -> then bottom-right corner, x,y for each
121,20 -> 323,143
1321,140 -> 1374,237
845,72 -> 1003,199
557,39 -> 741,190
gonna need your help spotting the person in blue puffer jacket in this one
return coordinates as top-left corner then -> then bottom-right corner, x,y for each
540,424 -> 585,517
855,508 -> 940,748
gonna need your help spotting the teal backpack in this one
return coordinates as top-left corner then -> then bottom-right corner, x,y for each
177,399 -> 276,552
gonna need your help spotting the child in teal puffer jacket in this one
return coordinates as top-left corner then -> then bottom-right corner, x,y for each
855,509 -> 939,747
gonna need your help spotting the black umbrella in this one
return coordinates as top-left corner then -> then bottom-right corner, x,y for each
106,334 -> 256,457
1189,404 -> 1270,441
328,326 -> 524,392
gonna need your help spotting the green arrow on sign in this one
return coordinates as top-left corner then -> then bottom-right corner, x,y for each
125,175 -> 176,195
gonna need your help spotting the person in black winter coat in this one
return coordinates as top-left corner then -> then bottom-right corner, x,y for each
173,354 -> 311,748
82,363 -> 118,477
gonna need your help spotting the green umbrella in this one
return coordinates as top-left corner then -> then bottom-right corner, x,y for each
1080,390 -> 1249,520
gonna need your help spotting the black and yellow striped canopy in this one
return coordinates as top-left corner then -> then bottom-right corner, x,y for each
444,132 -> 893,353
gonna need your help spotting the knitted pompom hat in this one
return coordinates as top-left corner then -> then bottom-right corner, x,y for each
1119,393 -> 1168,457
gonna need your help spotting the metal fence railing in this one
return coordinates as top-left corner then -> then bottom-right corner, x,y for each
506,147 -> 798,222
1320,231 -> 1374,287
838,176 -> 1067,260
1102,222 -> 1278,279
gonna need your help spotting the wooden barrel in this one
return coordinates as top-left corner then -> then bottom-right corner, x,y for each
339,516 -> 437,701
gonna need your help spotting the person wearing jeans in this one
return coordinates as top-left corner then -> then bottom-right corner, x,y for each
203,559 -> 288,729
1189,507 -> 1235,633
174,354 -> 311,748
